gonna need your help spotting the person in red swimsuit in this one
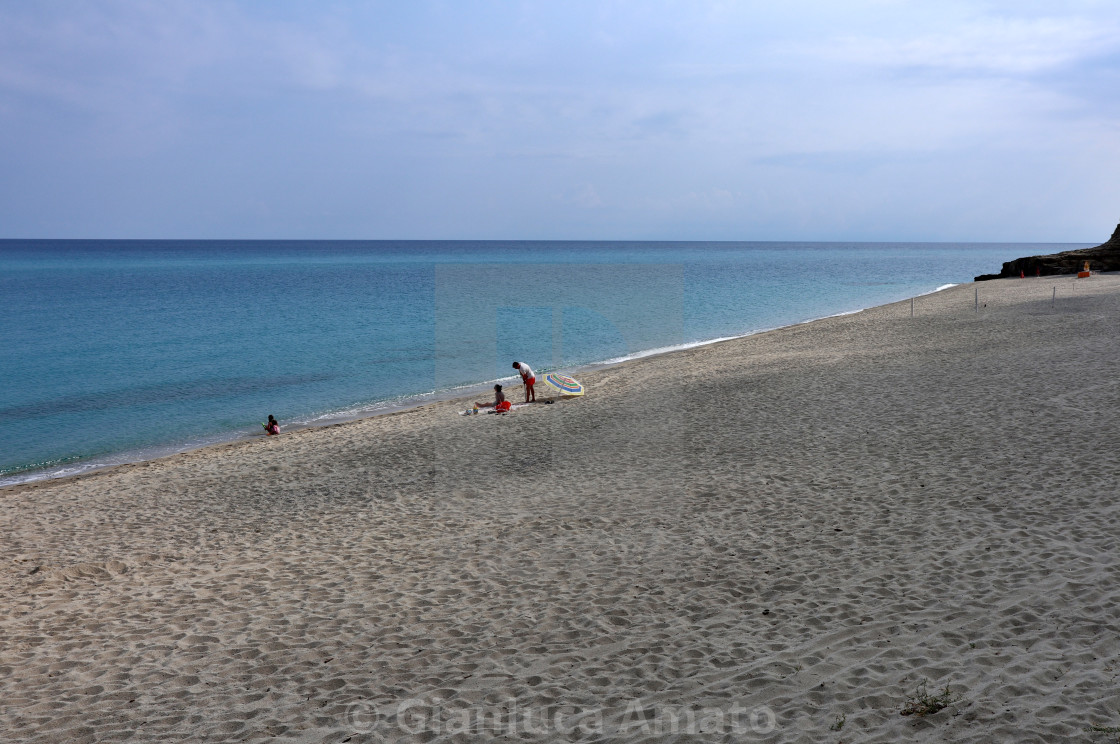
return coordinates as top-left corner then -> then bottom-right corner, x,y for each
512,362 -> 536,403
476,384 -> 511,412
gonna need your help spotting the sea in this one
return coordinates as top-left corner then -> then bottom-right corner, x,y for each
0,239 -> 1083,485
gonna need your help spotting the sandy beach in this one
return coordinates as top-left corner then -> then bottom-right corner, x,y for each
2,275 -> 1119,743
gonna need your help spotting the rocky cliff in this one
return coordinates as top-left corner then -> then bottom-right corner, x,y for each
974,223 -> 1120,281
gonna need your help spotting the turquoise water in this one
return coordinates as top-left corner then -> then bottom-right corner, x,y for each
0,240 -> 1074,484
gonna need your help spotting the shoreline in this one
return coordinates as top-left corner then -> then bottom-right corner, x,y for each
0,271 -> 1105,499
3,273 -> 1119,742
0,279 -> 969,489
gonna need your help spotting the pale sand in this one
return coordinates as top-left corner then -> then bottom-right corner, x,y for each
2,276 -> 1119,743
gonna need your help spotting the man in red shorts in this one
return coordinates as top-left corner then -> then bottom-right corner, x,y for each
512,361 -> 536,403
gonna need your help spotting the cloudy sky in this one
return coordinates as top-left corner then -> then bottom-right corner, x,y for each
1,0 -> 1117,241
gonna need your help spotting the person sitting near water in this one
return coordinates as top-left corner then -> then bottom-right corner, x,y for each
476,384 -> 512,412
512,361 -> 536,403
263,415 -> 280,435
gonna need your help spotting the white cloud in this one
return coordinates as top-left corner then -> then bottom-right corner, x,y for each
573,184 -> 604,208
817,15 -> 1119,76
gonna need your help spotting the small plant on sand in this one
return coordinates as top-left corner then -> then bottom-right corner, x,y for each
830,713 -> 846,731
900,681 -> 960,717
1083,724 -> 1120,733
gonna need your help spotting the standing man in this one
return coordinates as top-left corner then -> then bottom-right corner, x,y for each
512,362 -> 536,403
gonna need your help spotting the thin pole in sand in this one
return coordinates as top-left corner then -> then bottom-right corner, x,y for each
1052,286 -> 1056,307
910,297 -> 914,317
974,287 -> 978,312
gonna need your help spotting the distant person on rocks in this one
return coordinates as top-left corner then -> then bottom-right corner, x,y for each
477,384 -> 512,412
512,362 -> 536,403
263,415 -> 280,435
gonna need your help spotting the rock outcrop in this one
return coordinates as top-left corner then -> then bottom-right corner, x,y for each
974,223 -> 1120,281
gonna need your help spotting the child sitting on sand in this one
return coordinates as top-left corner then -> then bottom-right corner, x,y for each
476,384 -> 512,412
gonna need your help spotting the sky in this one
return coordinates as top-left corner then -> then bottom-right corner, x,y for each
1,0 -> 1118,241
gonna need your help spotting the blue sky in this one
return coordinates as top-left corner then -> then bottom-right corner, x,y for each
1,1 -> 1117,241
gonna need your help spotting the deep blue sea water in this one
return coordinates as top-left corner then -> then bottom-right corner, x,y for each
0,240 -> 1079,484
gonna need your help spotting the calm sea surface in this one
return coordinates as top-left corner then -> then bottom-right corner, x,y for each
0,240 -> 1077,484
